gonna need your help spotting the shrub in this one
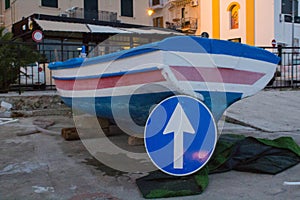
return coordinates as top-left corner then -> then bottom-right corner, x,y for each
0,27 -> 41,92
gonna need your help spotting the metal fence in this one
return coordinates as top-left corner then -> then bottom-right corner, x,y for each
1,41 -> 300,93
0,41 -> 96,93
262,46 -> 300,88
1,37 -> 157,93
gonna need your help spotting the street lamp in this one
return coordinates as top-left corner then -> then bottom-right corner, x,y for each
147,8 -> 154,16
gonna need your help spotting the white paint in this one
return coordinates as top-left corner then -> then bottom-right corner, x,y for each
0,162 -> 47,175
52,51 -> 272,79
283,181 -> 300,185
69,185 -> 77,190
5,138 -> 30,144
0,119 -> 19,126
163,102 -> 195,169
32,186 -> 55,193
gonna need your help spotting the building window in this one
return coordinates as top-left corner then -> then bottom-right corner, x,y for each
152,0 -> 160,6
121,0 -> 133,17
282,0 -> 299,16
41,0 -> 58,8
153,17 -> 163,28
84,0 -> 99,20
228,38 -> 241,43
228,3 -> 240,29
5,0 -> 10,9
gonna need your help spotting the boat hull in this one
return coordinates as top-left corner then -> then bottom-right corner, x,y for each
61,90 -> 242,125
49,36 -> 279,130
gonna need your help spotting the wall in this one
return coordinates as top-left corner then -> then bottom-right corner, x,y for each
4,0 -> 83,29
255,0 -> 274,46
199,0 -> 213,36
99,0 -> 151,25
117,0 -> 151,25
3,0 -> 151,31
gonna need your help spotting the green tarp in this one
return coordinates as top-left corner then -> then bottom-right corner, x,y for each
136,134 -> 300,199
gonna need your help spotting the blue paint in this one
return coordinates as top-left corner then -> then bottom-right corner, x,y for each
49,57 -> 84,70
81,45 -> 86,54
61,91 -> 242,125
48,36 -> 280,70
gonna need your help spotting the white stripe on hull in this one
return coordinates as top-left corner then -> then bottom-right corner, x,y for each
57,81 -> 255,99
51,51 -> 275,80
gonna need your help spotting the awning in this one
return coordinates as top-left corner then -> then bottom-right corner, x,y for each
34,19 -> 182,35
35,19 -> 90,32
120,28 -> 182,35
87,24 -> 130,33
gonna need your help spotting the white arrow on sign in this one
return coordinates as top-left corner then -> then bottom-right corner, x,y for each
163,102 -> 196,169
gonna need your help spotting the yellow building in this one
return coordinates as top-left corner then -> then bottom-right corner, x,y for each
149,0 -> 300,46
148,0 -> 258,44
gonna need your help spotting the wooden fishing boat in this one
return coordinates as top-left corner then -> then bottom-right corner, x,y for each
49,36 -> 279,130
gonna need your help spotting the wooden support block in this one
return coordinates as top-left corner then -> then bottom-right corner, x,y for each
106,125 -> 124,137
97,117 -> 110,129
61,127 -> 80,141
128,135 -> 144,146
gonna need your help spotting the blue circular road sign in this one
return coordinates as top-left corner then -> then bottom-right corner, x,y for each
144,95 -> 217,176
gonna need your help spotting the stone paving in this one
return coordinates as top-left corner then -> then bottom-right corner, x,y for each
0,89 -> 299,200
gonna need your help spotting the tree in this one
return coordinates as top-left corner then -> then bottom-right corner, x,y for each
0,27 -> 41,93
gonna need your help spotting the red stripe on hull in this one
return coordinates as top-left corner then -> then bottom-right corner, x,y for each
55,69 -> 166,91
54,66 -> 265,91
170,66 -> 265,85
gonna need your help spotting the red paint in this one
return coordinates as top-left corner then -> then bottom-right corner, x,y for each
55,69 -> 166,90
170,66 -> 265,85
55,66 -> 265,91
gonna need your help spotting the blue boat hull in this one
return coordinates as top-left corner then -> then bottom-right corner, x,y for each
62,91 -> 242,126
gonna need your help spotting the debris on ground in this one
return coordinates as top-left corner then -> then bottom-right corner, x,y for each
16,119 -> 57,136
0,118 -> 19,126
128,134 -> 144,146
283,181 -> 300,186
61,127 -> 80,141
136,134 -> 300,199
0,101 -> 12,118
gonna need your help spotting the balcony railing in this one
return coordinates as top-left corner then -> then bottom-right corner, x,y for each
0,14 -> 4,26
66,8 -> 118,22
166,17 -> 197,34
150,0 -> 164,9
169,0 -> 192,7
